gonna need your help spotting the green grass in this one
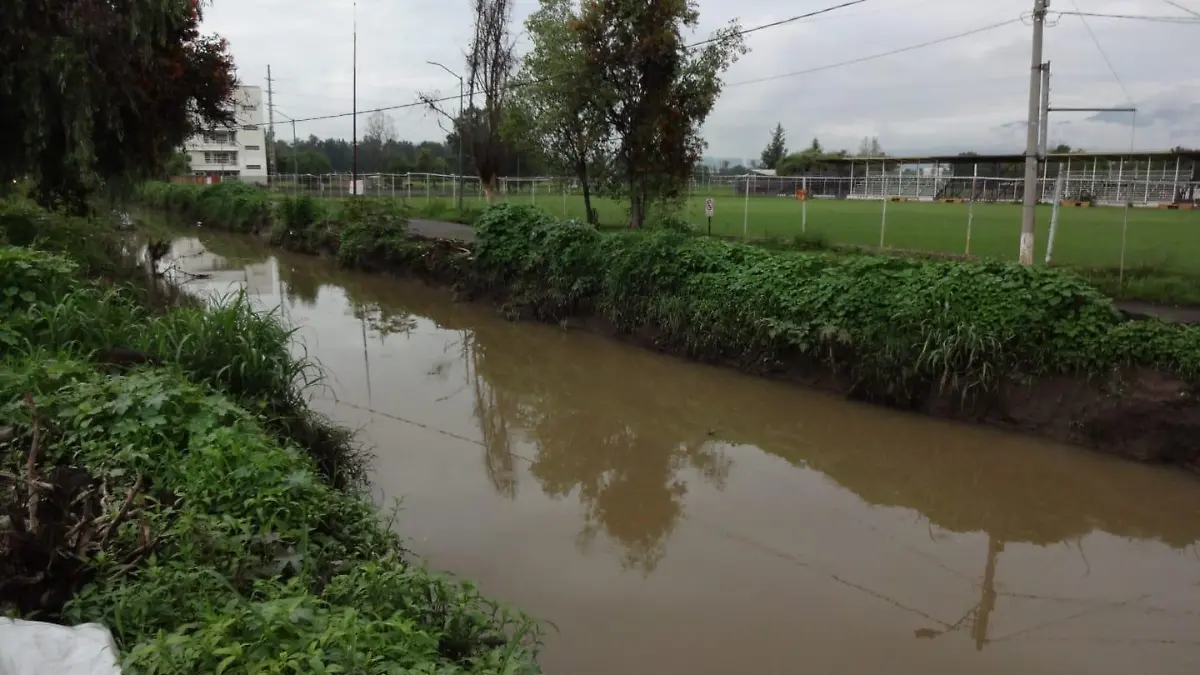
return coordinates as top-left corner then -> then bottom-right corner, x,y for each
414,192 -> 1200,274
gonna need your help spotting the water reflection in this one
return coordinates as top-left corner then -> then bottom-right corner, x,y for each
178,232 -> 1200,674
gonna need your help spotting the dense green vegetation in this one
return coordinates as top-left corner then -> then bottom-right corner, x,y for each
468,204 -> 1200,403
1,1 -> 237,211
0,200 -> 541,672
154,178 -> 1200,304
141,182 -> 1200,407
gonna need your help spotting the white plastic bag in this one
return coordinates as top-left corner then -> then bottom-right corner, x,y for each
0,618 -> 121,675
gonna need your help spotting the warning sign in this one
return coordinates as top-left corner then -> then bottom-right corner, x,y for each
704,198 -> 715,217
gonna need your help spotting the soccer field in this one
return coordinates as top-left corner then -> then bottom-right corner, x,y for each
437,191 -> 1200,273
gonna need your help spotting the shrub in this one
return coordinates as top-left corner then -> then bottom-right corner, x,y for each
139,181 -> 270,232
335,198 -> 412,268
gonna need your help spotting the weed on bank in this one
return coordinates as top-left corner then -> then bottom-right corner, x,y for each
0,200 -> 542,673
140,183 -> 1200,404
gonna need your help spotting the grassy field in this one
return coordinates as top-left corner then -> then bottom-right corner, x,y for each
450,192 -> 1197,273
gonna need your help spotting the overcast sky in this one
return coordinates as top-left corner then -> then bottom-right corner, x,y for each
202,0 -> 1199,160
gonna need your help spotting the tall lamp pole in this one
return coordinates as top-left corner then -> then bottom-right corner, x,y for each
352,0 -> 359,197
427,60 -> 464,216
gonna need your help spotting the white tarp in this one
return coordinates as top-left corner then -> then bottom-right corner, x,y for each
0,618 -> 121,675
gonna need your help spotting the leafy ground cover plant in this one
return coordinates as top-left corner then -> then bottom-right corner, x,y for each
0,204 -> 543,673
141,184 -> 1200,405
471,204 -> 1200,405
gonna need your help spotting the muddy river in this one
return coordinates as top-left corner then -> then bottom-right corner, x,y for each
172,232 -> 1200,674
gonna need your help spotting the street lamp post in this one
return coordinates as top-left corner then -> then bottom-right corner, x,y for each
427,60 -> 464,216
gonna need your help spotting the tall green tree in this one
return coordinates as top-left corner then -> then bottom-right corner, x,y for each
575,0 -> 746,228
464,0 -> 517,201
0,0 -> 238,211
511,0 -> 613,224
760,123 -> 787,170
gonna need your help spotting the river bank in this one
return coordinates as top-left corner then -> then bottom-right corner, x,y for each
0,198 -> 542,673
139,185 -> 1200,471
164,232 -> 1200,675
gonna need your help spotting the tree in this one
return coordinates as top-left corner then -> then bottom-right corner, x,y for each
364,112 -> 397,144
857,136 -> 884,157
0,0 -> 238,212
575,0 -> 747,228
1050,143 -> 1072,154
415,147 -> 436,173
463,0 -> 517,202
165,150 -> 192,178
510,0 -> 613,224
760,123 -> 787,171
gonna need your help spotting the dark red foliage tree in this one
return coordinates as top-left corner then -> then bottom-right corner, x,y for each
0,0 -> 238,212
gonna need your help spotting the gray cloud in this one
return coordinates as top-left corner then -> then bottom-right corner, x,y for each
203,0 -> 1200,162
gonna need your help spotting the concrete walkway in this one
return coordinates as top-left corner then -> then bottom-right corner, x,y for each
408,218 -> 475,242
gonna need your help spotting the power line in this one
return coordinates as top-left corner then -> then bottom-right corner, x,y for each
1052,10 -> 1200,24
725,17 -> 1022,88
689,0 -> 871,48
1160,0 -> 1200,19
1068,0 -> 1134,106
283,0 -> 872,124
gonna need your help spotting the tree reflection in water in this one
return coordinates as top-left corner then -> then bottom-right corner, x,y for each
464,335 -> 731,573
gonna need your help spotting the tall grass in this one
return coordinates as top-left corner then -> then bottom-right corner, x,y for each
140,181 -> 271,232
0,206 -> 543,672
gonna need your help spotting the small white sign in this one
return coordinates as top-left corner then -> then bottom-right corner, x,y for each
352,179 -> 365,196
704,198 -> 715,217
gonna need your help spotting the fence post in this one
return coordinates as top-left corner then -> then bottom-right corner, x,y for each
801,176 -> 808,234
742,174 -> 751,239
966,163 -> 978,255
1144,159 -> 1152,203
1045,168 -> 1066,264
880,195 -> 888,248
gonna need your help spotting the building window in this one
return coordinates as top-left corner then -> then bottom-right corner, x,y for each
203,151 -> 237,164
243,124 -> 258,131
242,104 -> 257,111
246,164 -> 262,170
201,130 -> 236,144
244,145 -> 260,151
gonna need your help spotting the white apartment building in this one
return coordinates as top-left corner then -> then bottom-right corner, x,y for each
184,85 -> 268,184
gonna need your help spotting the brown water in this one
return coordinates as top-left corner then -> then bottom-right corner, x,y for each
174,232 -> 1200,674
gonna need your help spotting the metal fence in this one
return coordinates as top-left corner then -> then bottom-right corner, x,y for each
271,172 -> 1198,207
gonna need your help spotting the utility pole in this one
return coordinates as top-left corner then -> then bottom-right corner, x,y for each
426,61 -> 465,216
291,120 -> 299,180
351,0 -> 359,197
266,65 -> 277,187
1038,61 -> 1051,159
1019,0 -> 1048,265
456,74 -> 460,213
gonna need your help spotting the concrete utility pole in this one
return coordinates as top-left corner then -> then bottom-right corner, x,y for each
1038,61 -> 1051,159
351,0 -> 359,197
266,65 -> 277,185
1019,0 -> 1049,265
